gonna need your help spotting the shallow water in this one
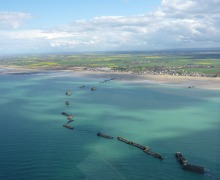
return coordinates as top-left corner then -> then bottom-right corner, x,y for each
0,72 -> 219,180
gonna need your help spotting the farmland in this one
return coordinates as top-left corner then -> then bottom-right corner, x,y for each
1,50 -> 220,77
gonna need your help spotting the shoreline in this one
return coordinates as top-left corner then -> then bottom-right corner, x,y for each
1,65 -> 220,90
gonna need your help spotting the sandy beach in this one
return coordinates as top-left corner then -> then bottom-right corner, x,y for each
1,65 -> 220,90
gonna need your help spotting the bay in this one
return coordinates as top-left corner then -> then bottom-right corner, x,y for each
0,72 -> 219,180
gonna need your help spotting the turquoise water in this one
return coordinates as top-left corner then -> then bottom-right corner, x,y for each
0,72 -> 219,180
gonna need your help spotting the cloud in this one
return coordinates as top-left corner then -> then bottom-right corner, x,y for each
49,0 -> 220,50
0,0 -> 220,54
0,11 -> 32,29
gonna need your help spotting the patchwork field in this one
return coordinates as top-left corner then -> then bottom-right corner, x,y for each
1,51 -> 220,76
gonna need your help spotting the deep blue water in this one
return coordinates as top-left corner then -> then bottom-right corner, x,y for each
0,72 -> 219,180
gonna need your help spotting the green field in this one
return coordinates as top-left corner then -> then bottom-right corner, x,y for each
2,51 -> 220,76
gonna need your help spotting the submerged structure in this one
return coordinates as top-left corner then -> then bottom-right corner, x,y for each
91,87 -> 97,91
63,124 -> 74,130
117,137 -> 133,144
65,100 -> 70,105
67,115 -> 73,120
62,112 -> 70,116
117,137 -> 164,160
65,91 -> 72,96
67,119 -> 74,124
143,146 -> 164,160
175,152 -> 205,173
97,132 -> 114,139
62,112 -> 73,120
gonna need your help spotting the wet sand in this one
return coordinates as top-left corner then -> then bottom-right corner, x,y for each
1,65 -> 220,90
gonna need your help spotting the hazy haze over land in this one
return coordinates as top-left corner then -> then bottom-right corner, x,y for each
0,0 -> 220,54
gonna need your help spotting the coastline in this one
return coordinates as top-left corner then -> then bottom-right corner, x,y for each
1,65 -> 220,90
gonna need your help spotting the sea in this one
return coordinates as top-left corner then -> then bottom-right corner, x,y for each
0,70 -> 219,180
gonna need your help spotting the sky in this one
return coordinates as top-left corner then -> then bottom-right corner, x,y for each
0,0 -> 220,54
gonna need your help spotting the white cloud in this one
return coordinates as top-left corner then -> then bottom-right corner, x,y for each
5,30 -> 81,40
0,0 -> 220,54
0,11 -> 32,29
51,0 -> 220,50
